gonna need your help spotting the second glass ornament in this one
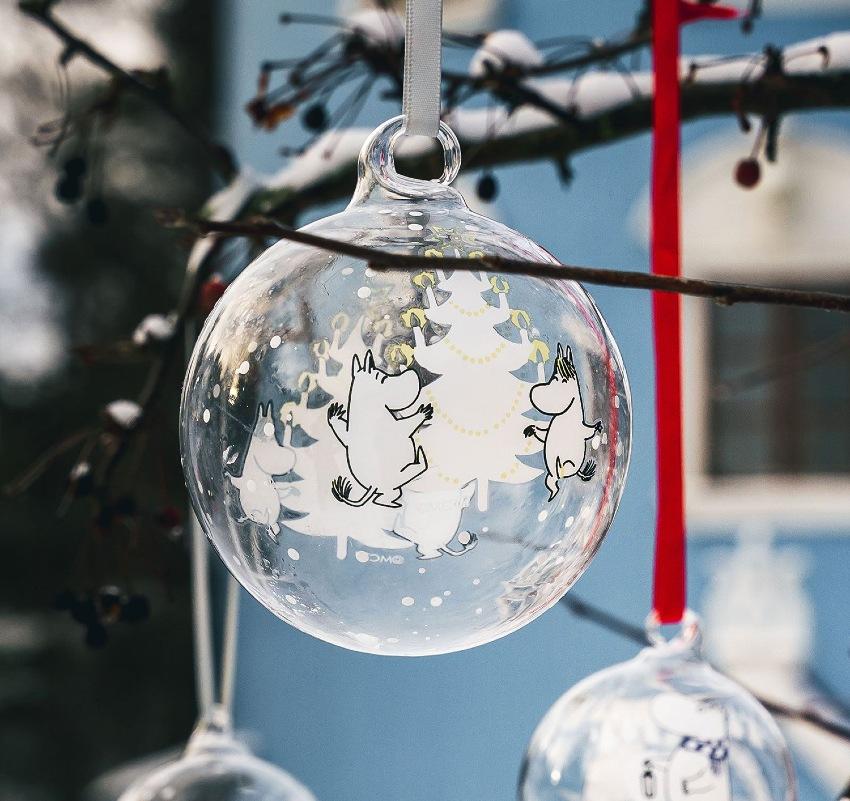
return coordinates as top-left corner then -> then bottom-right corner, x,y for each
181,116 -> 631,655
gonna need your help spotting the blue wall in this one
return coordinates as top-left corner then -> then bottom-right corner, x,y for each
218,3 -> 849,800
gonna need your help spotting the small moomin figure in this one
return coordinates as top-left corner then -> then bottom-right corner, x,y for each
393,480 -> 479,559
328,350 -> 432,508
524,343 -> 601,501
229,402 -> 298,539
642,694 -> 732,801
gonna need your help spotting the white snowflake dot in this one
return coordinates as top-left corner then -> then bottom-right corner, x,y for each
341,267 -> 354,276
407,223 -> 423,231
430,596 -> 443,608
237,361 -> 250,375
614,396 -> 620,409
212,384 -> 221,398
357,286 -> 372,299
564,515 -> 575,528
537,510 -> 549,522
418,567 -> 426,574
475,607 -> 483,615
202,409 -> 210,423
408,211 -> 423,217
287,548 -> 300,561
284,594 -> 298,605
401,596 -> 415,607
355,551 -> 369,563
269,335 -> 282,349
472,578 -> 480,586
247,341 -> 258,353
263,422 -> 275,437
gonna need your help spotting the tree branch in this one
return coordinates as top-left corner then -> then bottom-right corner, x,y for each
248,61 -> 850,220
166,215 -> 850,313
560,595 -> 850,745
18,0 -> 236,179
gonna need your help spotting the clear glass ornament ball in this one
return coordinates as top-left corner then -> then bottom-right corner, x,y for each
181,116 -> 631,655
118,708 -> 316,801
519,612 -> 796,801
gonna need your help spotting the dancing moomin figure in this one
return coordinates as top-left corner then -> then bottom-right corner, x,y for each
525,343 -> 602,501
229,402 -> 298,538
642,694 -> 732,801
328,350 -> 432,508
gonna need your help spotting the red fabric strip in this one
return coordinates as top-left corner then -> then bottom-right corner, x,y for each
651,0 -> 686,624
679,1 -> 739,24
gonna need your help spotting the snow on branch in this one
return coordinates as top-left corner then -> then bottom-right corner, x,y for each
242,32 -> 850,221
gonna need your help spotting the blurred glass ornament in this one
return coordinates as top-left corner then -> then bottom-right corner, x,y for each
118,706 -> 315,801
181,115 -> 631,655
519,611 -> 796,801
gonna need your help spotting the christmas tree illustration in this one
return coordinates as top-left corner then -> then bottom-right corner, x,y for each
405,255 -> 546,511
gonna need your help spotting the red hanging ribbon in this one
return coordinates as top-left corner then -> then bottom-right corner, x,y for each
678,1 -> 739,24
650,1 -> 738,625
650,0 -> 686,625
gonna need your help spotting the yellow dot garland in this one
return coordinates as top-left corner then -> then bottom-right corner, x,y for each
424,385 -> 529,437
443,339 -> 508,363
448,300 -> 491,318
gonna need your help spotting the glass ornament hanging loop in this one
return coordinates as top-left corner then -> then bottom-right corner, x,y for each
369,115 -> 461,197
118,704 -> 317,801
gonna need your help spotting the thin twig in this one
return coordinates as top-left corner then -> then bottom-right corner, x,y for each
560,595 -> 850,744
168,215 -> 850,313
560,595 -> 650,645
19,0 -> 236,179
3,429 -> 92,496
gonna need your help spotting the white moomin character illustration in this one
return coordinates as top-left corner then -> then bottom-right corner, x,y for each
328,350 -> 432,508
524,343 -> 602,500
393,480 -> 478,559
229,402 -> 298,539
641,693 -> 732,801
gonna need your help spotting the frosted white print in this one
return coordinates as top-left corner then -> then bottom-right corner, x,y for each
228,402 -> 297,539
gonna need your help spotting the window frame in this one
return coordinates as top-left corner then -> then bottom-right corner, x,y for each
684,269 -> 850,529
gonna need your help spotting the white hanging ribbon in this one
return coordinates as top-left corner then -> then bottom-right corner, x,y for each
402,0 -> 444,138
186,324 -> 241,719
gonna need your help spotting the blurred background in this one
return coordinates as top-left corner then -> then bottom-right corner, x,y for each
1,1 -> 849,800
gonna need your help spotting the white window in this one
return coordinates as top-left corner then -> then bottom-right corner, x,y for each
680,127 -> 850,527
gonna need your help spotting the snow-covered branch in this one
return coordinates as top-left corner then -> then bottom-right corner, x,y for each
244,32 -> 850,221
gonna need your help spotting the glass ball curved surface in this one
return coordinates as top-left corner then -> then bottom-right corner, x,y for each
181,117 -> 632,655
520,615 -> 796,801
118,713 -> 316,801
